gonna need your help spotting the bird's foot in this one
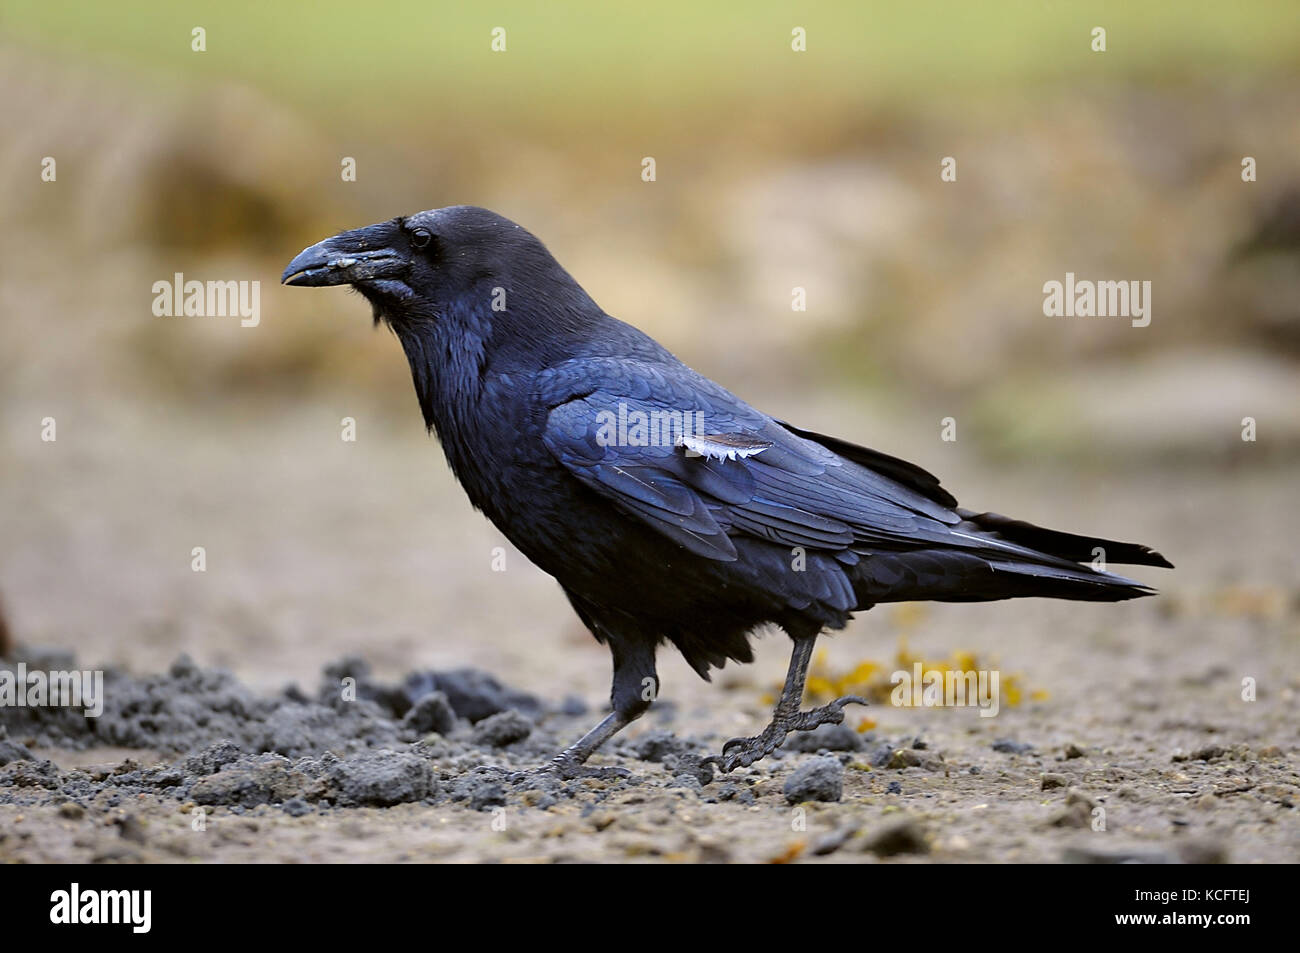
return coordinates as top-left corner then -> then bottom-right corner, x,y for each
538,753 -> 631,781
708,695 -> 869,773
476,756 -> 630,785
787,694 -> 869,732
711,721 -> 791,773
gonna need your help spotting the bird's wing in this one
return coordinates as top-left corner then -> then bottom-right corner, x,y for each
539,360 -> 967,563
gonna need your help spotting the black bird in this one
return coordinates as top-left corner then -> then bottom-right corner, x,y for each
283,207 -> 1172,776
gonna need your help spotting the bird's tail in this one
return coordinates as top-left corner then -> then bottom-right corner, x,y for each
954,509 -> 1173,569
851,511 -> 1171,606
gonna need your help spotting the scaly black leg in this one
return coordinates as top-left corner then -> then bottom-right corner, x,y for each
544,633 -> 658,779
709,634 -> 867,773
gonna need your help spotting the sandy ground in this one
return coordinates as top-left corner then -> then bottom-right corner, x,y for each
2,5 -> 1298,867
1,398 -> 1297,864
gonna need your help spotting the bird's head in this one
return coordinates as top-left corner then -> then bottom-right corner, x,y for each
283,206 -> 606,432
282,205 -> 595,336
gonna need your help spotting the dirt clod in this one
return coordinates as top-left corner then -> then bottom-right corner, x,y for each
471,711 -> 533,748
861,818 -> 929,856
783,755 -> 843,803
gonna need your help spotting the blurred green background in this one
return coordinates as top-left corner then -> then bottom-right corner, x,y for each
4,0 -> 1299,455
1,2 -> 1297,684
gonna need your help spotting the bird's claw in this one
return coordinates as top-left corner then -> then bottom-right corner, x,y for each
712,695 -> 870,773
474,759 -> 632,787
787,694 -> 869,732
541,755 -> 631,781
714,722 -> 791,773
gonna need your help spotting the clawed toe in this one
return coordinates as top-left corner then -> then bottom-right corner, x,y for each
787,694 -> 869,731
713,695 -> 870,772
542,756 -> 631,781
713,725 -> 789,773
721,734 -> 758,755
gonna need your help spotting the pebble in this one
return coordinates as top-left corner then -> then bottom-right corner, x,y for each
402,692 -> 458,736
811,824 -> 860,856
860,818 -> 929,856
783,756 -> 844,803
992,738 -> 1035,755
887,748 -> 924,769
783,724 -> 864,753
471,710 -> 533,748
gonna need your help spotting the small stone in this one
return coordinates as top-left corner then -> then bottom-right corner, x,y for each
168,654 -> 200,679
471,710 -> 533,748
782,723 -> 864,753
715,783 -> 754,805
992,738 -> 1035,755
407,668 -> 540,723
1049,798 -> 1093,828
1063,844 -> 1174,864
1065,788 -> 1096,809
696,838 -> 732,864
281,798 -> 312,817
1064,743 -> 1086,759
1041,773 -> 1068,790
191,754 -> 312,807
0,740 -> 35,766
783,756 -> 843,803
1177,840 -> 1228,864
57,802 -> 86,819
328,750 -> 435,807
887,748 -> 923,769
861,818 -> 929,856
664,752 -> 714,787
666,773 -> 702,792
183,741 -> 243,776
627,730 -> 694,763
116,815 -> 147,845
451,771 -> 507,811
811,824 -> 860,856
402,692 -> 457,736
521,789 -> 557,809
150,768 -> 185,788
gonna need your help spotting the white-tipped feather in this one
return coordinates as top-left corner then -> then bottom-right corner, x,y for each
677,433 -> 772,462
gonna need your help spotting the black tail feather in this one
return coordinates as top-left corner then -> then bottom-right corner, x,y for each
957,509 -> 1173,569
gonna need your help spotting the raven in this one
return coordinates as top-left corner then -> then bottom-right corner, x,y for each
283,206 -> 1171,776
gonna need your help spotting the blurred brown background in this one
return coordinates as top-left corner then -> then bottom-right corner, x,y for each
1,2 -> 1297,701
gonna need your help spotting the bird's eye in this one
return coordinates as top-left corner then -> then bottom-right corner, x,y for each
410,227 -> 433,249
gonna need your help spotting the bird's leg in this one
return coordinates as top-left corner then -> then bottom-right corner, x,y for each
710,636 -> 814,772
710,635 -> 868,773
547,712 -> 633,780
545,636 -> 658,780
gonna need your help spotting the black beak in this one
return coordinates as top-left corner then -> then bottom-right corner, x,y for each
282,224 -> 409,287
